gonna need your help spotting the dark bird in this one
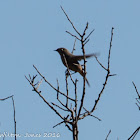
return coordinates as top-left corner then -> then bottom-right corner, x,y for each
55,48 -> 97,86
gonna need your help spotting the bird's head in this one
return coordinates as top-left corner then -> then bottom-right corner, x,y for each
54,48 -> 69,55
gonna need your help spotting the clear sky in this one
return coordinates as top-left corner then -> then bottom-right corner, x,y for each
0,0 -> 140,140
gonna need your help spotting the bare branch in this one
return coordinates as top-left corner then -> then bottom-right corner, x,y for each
0,95 -> 17,140
83,22 -> 89,36
136,103 -> 140,110
78,27 -> 114,120
109,74 -> 117,77
128,126 -> 140,140
56,79 -> 73,113
36,79 -> 43,90
77,23 -> 91,119
77,24 -> 88,118
66,31 -> 81,41
136,98 -> 140,104
83,39 -> 90,46
32,65 -> 75,101
57,92 -> 73,114
90,27 -> 114,113
25,75 -> 64,120
31,74 -> 37,84
61,6 -> 81,37
51,102 -> 68,112
57,79 -> 59,98
38,93 -> 63,120
53,120 -> 64,128
56,84 -> 73,115
25,75 -> 41,93
132,81 -> 140,98
84,29 -> 95,42
12,96 -> 17,140
95,56 -> 108,71
71,38 -> 77,54
65,74 -> 69,107
0,95 -> 13,101
105,130 -> 111,140
53,115 -> 72,132
88,114 -> 101,121
108,27 -> 114,70
79,107 -> 101,121
74,79 -> 78,121
65,123 -> 72,131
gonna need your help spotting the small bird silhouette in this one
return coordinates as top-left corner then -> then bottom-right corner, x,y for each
55,48 -> 97,86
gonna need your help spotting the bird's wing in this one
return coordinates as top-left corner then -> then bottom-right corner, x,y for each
72,53 -> 99,61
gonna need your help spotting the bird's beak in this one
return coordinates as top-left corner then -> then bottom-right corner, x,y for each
54,49 -> 57,52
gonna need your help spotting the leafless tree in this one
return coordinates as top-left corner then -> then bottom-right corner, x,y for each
25,6 -> 115,140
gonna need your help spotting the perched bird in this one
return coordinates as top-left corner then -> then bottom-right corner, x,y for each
55,48 -> 97,86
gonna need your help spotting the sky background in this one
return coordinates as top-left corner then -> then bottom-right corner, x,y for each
0,0 -> 140,140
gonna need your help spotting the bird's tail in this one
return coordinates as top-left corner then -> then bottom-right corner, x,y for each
79,71 -> 90,87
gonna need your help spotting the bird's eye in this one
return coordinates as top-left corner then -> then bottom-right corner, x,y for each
61,48 -> 64,51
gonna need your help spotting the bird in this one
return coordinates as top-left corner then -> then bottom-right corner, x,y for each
55,47 -> 97,86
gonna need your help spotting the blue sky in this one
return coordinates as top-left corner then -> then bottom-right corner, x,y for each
0,0 -> 140,140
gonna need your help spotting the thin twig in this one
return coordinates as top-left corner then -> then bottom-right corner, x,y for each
108,28 -> 114,71
91,27 -> 114,113
51,102 -> 68,112
128,126 -> 140,140
53,115 -> 72,131
57,79 -> 59,98
32,65 -> 75,101
25,76 -> 64,120
12,96 -> 16,140
84,29 -> 95,42
83,22 -> 89,36
79,107 -> 101,121
109,74 -> 117,77
53,120 -> 64,128
132,81 -> 140,98
71,38 -> 77,54
65,123 -> 72,131
57,93 -> 73,113
79,28 -> 114,120
77,23 -> 88,119
105,130 -> 111,140
89,114 -> 101,121
74,79 -> 78,121
61,6 -> 81,37
95,56 -> 108,71
65,74 -> 69,107
66,31 -> 81,41
136,103 -> 140,110
56,85 -> 73,114
0,95 -> 17,140
136,98 -> 140,104
0,95 -> 14,101
36,79 -> 43,90
56,80 -> 73,113
83,39 -> 90,46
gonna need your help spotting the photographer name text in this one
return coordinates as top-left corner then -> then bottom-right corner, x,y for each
0,132 -> 60,138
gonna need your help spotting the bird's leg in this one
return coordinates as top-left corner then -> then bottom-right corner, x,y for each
71,72 -> 77,75
65,69 -> 76,77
